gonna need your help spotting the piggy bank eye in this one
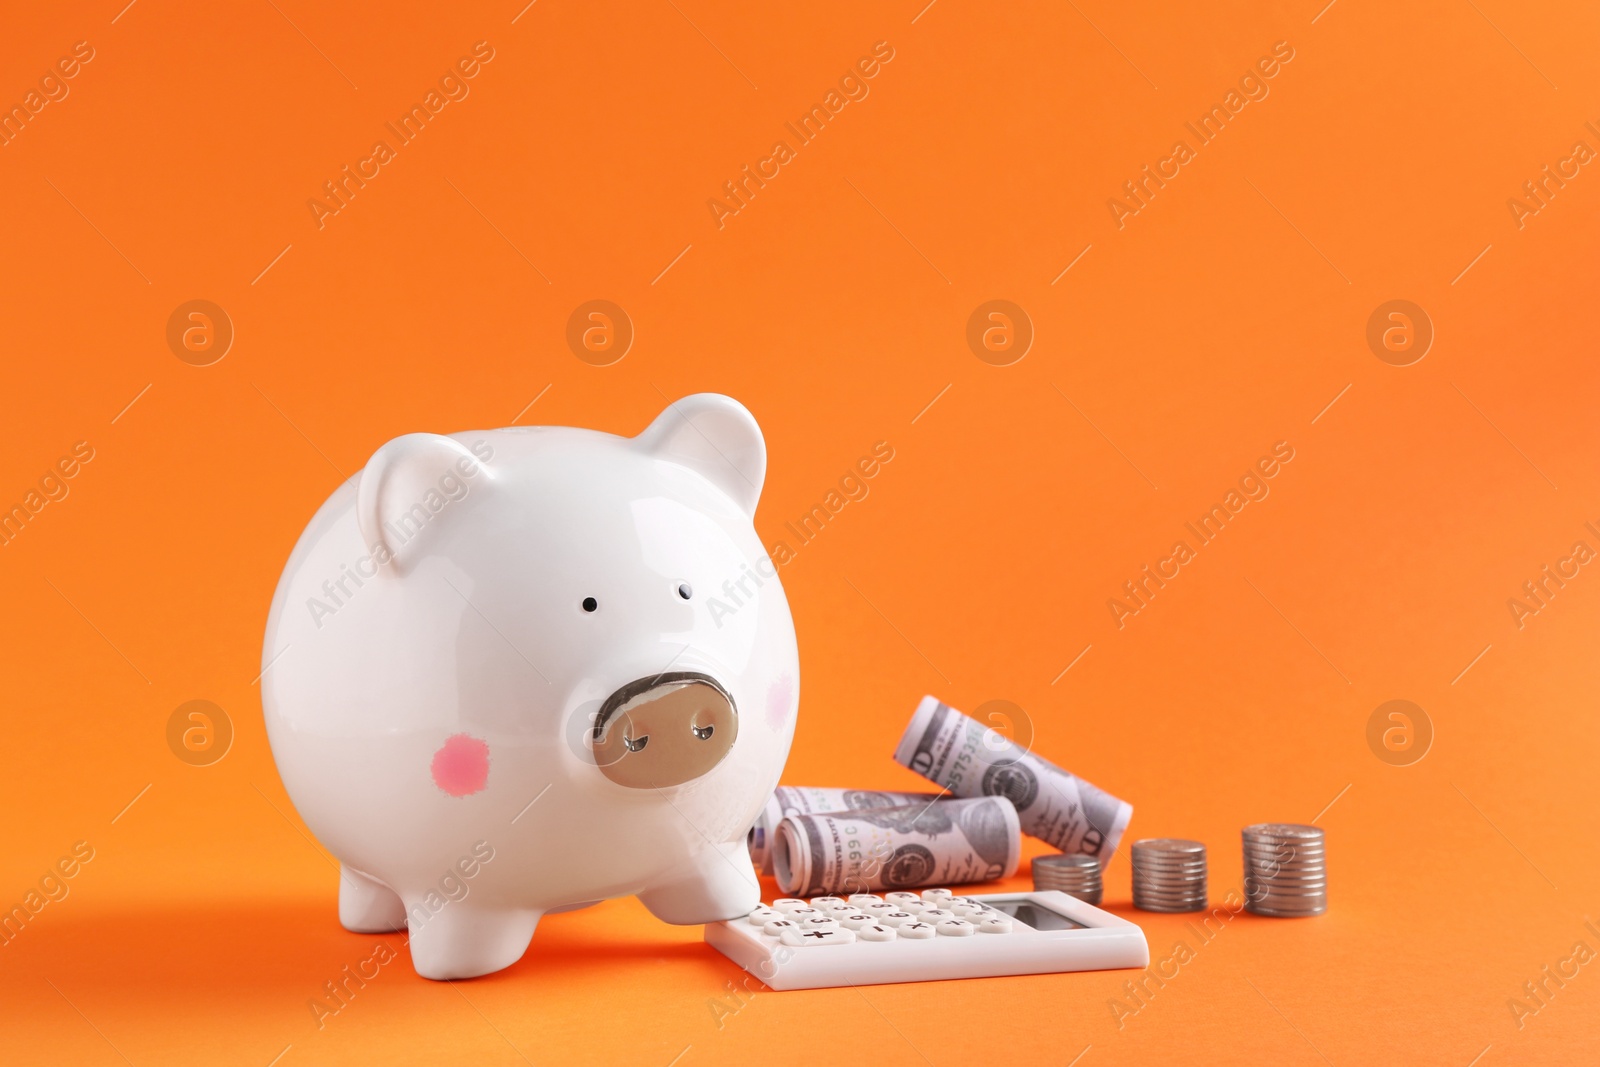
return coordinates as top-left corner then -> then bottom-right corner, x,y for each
581,597 -> 598,612
678,583 -> 693,600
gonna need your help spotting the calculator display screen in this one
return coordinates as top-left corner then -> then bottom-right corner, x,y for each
983,897 -> 1087,931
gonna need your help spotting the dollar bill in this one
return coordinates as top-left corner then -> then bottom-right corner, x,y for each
892,695 -> 1132,866
747,786 -> 942,874
773,796 -> 1020,896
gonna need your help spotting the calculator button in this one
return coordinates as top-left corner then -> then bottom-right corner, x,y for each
897,920 -> 937,939
780,926 -> 857,948
800,917 -> 841,931
879,911 -> 917,927
885,892 -> 921,907
862,902 -> 898,915
918,908 -> 956,923
762,918 -> 799,936
847,893 -> 883,904
809,896 -> 847,909
820,901 -> 858,915
772,898 -> 809,913
839,913 -> 876,929
898,899 -> 933,913
747,907 -> 779,926
856,923 -> 897,942
950,903 -> 988,919
786,907 -> 820,919
936,919 -> 976,937
977,917 -> 1014,934
921,888 -> 955,903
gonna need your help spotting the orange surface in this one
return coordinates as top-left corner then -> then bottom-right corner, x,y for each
2,1 -> 1598,1063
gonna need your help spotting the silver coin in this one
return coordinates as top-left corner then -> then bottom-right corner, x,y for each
1134,890 -> 1210,902
1132,895 -> 1203,908
1242,837 -> 1324,851
1243,823 -> 1323,839
1245,848 -> 1324,861
1246,895 -> 1327,907
1245,870 -> 1328,883
1241,876 -> 1331,895
1035,871 -> 1102,882
1132,857 -> 1203,870
1247,883 -> 1329,895
1244,870 -> 1328,883
1246,883 -> 1328,896
1243,843 -> 1325,857
1242,858 -> 1326,872
1135,885 -> 1210,900
1034,853 -> 1102,865
1057,887 -> 1103,904
1247,903 -> 1328,917
1242,848 -> 1325,861
1135,871 -> 1207,880
1243,859 -> 1327,871
1242,844 -> 1326,859
1132,838 -> 1206,854
1135,900 -> 1208,913
1133,861 -> 1205,871
1244,852 -> 1325,865
1241,870 -> 1331,889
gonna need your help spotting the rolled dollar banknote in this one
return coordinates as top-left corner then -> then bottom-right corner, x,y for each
748,786 -> 942,874
772,796 -> 1021,896
893,695 -> 1132,867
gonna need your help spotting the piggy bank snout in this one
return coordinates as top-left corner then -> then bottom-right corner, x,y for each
591,672 -> 738,789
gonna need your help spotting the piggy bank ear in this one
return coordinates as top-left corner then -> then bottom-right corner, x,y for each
635,394 -> 766,515
357,433 -> 489,570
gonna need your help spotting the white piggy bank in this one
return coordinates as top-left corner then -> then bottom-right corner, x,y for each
262,394 -> 798,979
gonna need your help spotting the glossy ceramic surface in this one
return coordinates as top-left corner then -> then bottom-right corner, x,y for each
261,394 -> 799,978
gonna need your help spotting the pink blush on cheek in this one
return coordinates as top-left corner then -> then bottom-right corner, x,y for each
431,734 -> 490,797
766,675 -> 796,731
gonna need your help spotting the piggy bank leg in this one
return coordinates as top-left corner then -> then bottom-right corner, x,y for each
636,842 -> 760,924
404,902 -> 540,980
339,865 -> 407,933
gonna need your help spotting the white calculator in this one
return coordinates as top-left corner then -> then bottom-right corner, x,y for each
704,888 -> 1148,990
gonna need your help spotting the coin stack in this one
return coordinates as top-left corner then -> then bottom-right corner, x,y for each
1242,823 -> 1327,917
1031,853 -> 1103,905
1130,839 -> 1207,912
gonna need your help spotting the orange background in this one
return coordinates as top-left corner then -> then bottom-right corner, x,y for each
3,1 -> 1598,1063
